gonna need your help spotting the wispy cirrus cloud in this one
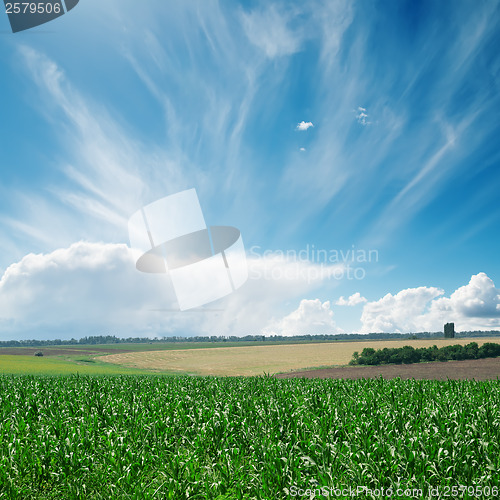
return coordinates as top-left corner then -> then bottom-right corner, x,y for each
277,0 -> 500,252
240,4 -> 303,59
1,0 -> 499,339
5,47 -> 191,252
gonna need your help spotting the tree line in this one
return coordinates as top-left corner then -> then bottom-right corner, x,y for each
349,342 -> 500,366
1,331 -> 500,348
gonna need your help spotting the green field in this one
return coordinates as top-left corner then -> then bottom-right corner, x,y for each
0,355 -> 156,376
0,340 -> 333,354
0,341 -> 343,377
0,342 -> 302,376
0,375 -> 499,499
0,341 -> 313,377
2,338 -> 500,377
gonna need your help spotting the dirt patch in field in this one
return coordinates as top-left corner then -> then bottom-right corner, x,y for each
0,347 -> 133,357
275,357 -> 500,380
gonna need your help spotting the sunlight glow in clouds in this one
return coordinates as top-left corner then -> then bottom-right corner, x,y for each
0,240 -> 498,339
0,243 -> 344,339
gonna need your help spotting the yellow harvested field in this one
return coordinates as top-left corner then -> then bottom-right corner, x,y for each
100,338 -> 500,376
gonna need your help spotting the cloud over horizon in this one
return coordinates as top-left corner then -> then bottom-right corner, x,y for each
360,273 -> 500,333
0,242 -> 347,340
264,299 -> 341,336
0,240 -> 498,340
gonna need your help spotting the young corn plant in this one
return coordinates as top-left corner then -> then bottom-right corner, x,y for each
0,375 -> 499,499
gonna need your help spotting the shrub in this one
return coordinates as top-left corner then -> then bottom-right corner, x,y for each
350,342 -> 500,366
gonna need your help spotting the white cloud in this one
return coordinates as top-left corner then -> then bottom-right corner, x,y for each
336,292 -> 367,306
2,244 -> 497,340
0,242 -> 176,339
241,5 -> 302,59
296,121 -> 314,131
195,254 -> 347,337
359,273 -> 500,333
264,299 -> 342,336
20,47 -> 152,214
454,273 -> 500,317
356,106 -> 370,126
360,286 -> 444,333
430,273 -> 500,321
299,147 -> 306,152
0,243 -> 347,340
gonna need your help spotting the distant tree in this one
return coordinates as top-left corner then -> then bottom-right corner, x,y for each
389,351 -> 404,365
464,342 -> 479,359
358,348 -> 377,365
478,343 -> 500,359
350,342 -> 500,366
400,346 -> 419,364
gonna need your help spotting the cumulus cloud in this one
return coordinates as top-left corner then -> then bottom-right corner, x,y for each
360,273 -> 500,333
447,272 -> 500,318
360,286 -> 443,333
264,299 -> 342,336
191,253 -> 347,337
296,121 -> 314,131
336,292 -> 367,306
4,243 -> 496,340
0,242 -> 176,339
0,243 -> 348,340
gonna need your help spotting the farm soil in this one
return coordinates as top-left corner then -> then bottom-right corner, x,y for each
276,357 -> 500,380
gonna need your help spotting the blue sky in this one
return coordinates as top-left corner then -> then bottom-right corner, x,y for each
0,0 -> 499,339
